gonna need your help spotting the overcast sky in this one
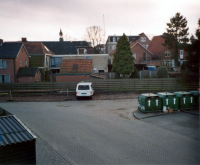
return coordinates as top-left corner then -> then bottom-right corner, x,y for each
1,0 -> 199,42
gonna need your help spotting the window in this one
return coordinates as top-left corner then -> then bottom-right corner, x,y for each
127,37 -> 129,41
146,45 -> 148,49
73,65 -> 78,68
0,59 -> 7,68
113,37 -> 116,42
112,45 -> 116,50
141,37 -> 146,42
143,53 -> 146,60
78,85 -> 89,90
56,57 -> 62,65
85,56 -> 92,59
109,46 -> 111,50
117,37 -> 120,41
180,50 -> 183,59
25,59 -> 28,67
20,61 -> 22,67
165,50 -> 170,57
0,75 -> 10,83
133,53 -> 136,60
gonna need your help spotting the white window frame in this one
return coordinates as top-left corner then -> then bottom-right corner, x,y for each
112,45 -> 116,50
141,37 -> 146,42
0,59 -> 7,68
133,53 -> 136,60
113,37 -> 116,42
165,50 -> 170,57
180,50 -> 183,59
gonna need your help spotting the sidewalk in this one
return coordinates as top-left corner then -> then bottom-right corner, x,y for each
36,135 -> 73,165
134,108 -> 199,120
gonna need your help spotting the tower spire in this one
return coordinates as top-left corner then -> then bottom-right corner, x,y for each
59,29 -> 63,42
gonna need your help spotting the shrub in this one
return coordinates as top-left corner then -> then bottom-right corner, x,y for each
129,67 -> 140,78
157,66 -> 169,78
114,72 -> 120,79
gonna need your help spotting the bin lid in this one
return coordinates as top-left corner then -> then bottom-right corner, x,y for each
139,93 -> 159,99
157,92 -> 176,97
189,91 -> 199,95
173,91 -> 192,97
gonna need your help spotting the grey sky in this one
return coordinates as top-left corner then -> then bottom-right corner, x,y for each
0,0 -> 199,42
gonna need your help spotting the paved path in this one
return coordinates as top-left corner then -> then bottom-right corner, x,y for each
1,99 -> 199,164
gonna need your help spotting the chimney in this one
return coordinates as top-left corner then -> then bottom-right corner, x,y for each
22,38 -> 27,42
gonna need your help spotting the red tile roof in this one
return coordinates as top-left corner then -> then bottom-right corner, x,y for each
24,42 -> 55,55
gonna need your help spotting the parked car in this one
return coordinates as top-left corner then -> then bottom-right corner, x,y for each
76,82 -> 94,100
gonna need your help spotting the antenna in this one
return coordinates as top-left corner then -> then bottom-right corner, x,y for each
103,15 -> 105,53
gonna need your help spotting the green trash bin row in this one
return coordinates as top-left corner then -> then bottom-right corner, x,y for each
138,90 -> 199,113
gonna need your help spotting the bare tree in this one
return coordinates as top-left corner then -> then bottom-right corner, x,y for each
146,34 -> 154,40
65,34 -> 72,41
83,26 -> 105,53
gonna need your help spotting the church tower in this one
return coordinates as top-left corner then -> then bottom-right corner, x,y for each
59,29 -> 63,42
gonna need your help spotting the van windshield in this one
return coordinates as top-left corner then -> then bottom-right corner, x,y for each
78,85 -> 90,90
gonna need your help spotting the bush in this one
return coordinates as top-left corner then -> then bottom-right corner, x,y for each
144,75 -> 150,78
129,67 -> 140,78
114,72 -> 120,79
157,66 -> 169,78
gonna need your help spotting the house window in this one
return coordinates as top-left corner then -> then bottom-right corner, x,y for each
0,59 -> 7,68
20,61 -> 22,67
141,37 -> 146,42
0,75 -> 10,83
180,50 -> 183,59
113,37 -> 116,42
165,50 -> 170,57
25,59 -> 28,67
73,65 -> 78,68
112,45 -> 116,50
127,37 -> 129,41
143,53 -> 146,60
85,56 -> 92,59
117,37 -> 120,41
133,53 -> 136,60
55,57 -> 62,65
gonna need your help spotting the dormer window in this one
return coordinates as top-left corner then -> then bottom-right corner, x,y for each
141,37 -> 146,42
113,37 -> 116,42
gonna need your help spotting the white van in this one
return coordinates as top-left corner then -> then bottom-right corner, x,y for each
76,82 -> 94,99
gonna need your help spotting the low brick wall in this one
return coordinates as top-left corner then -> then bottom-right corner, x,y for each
56,73 -> 90,82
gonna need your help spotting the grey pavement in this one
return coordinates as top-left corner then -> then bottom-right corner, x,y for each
1,100 -> 200,164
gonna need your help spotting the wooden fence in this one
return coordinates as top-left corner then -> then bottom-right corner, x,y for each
0,78 -> 198,93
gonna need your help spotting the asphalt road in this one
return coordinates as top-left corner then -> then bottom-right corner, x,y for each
1,99 -> 200,164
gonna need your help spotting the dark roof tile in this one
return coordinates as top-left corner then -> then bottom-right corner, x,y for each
0,43 -> 22,58
16,67 -> 39,76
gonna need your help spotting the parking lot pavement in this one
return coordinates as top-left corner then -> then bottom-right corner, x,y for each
1,100 -> 200,164
138,110 -> 200,141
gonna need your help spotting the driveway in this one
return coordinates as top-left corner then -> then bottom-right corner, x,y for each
1,99 -> 199,164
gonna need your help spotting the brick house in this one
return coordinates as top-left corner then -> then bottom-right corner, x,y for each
16,67 -> 41,82
0,40 -> 29,83
56,59 -> 93,82
23,42 -> 55,72
106,32 -> 151,54
109,42 -> 153,66
148,35 -> 187,68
